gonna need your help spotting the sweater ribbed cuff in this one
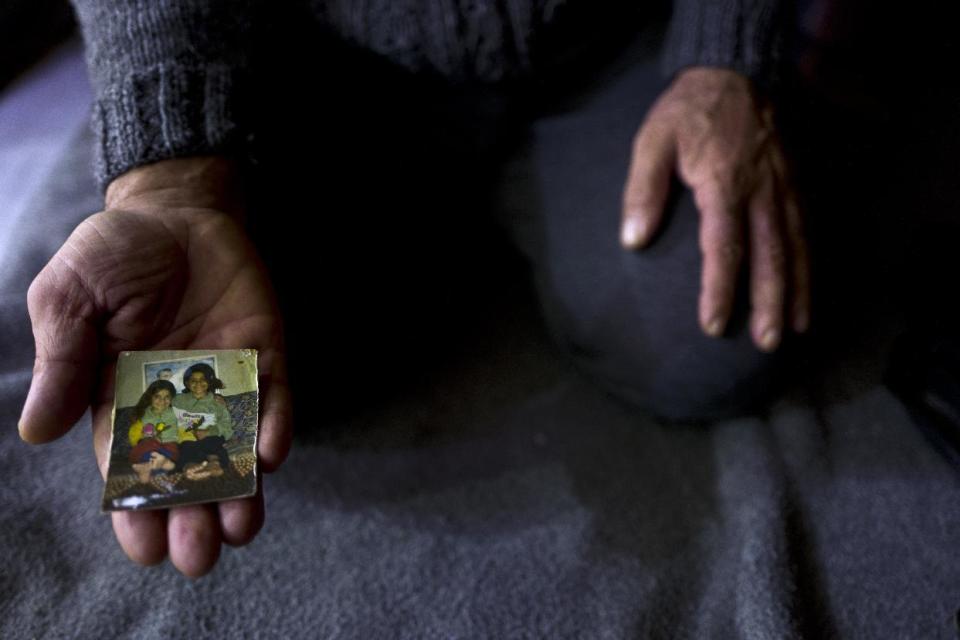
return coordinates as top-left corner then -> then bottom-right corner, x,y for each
660,0 -> 784,90
92,62 -> 243,191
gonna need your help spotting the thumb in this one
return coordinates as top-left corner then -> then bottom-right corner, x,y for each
19,258 -> 99,444
621,115 -> 676,249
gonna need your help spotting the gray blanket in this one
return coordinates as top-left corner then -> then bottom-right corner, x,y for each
2,38 -> 959,640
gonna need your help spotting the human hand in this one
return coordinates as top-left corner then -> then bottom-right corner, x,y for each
18,157 -> 292,577
620,67 -> 810,352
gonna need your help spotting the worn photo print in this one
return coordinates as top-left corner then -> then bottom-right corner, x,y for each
102,349 -> 259,512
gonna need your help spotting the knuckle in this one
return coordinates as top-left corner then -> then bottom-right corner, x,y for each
691,188 -> 710,212
756,274 -> 786,301
695,178 -> 736,212
708,164 -> 737,189
706,240 -> 743,266
751,205 -> 776,229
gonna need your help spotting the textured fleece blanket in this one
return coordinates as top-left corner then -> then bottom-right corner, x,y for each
1,37 -> 959,640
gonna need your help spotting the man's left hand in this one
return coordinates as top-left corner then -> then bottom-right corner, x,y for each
621,67 -> 810,352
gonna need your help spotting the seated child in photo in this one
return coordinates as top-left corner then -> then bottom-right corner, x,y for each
128,380 -> 180,484
173,363 -> 234,478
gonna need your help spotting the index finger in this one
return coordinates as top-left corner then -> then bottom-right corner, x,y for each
621,115 -> 676,248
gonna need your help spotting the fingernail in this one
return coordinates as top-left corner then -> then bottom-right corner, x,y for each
17,420 -> 33,444
705,316 -> 725,337
621,216 -> 647,248
760,328 -> 780,352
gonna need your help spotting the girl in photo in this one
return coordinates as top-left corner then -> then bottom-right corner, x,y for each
174,363 -> 234,477
128,379 -> 180,484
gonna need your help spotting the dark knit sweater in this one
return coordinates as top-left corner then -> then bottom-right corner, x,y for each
69,0 -> 787,191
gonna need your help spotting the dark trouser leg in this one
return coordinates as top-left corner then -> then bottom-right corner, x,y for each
497,32 -> 784,422
179,437 -> 229,470
177,441 -> 204,470
204,436 -> 230,470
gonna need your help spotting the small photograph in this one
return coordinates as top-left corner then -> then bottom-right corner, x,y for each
102,349 -> 259,512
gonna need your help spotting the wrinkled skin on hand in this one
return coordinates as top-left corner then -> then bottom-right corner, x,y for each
18,157 -> 292,578
621,67 -> 810,352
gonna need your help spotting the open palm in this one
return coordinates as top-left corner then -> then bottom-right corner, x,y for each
20,203 -> 292,577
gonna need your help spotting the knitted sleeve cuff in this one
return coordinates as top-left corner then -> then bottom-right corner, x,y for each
91,62 -> 245,190
660,0 -> 785,90
70,0 -> 253,191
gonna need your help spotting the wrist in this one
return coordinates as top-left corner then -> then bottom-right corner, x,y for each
669,66 -> 773,123
671,66 -> 752,95
105,156 -> 245,217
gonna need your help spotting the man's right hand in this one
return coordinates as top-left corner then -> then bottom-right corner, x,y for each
18,156 -> 292,578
